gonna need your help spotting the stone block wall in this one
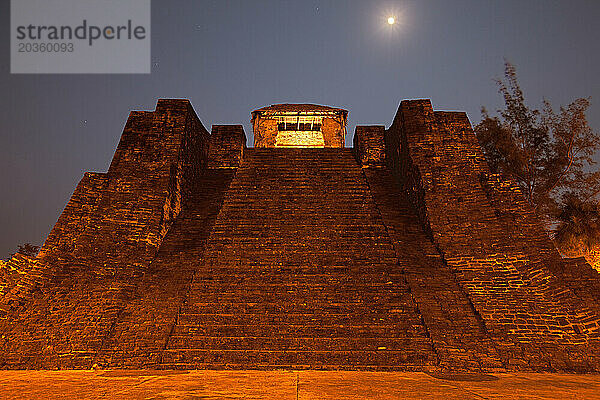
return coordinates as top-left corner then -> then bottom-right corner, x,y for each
363,168 -> 504,370
321,116 -> 345,148
253,118 -> 278,148
207,125 -> 247,169
353,125 -> 386,167
68,99 -> 210,276
37,172 -> 107,266
383,99 -> 600,366
0,99 -> 213,369
0,172 -> 107,316
0,254 -> 47,316
3,97 -> 600,371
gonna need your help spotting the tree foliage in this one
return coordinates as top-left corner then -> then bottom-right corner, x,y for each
476,61 -> 600,221
6,243 -> 39,261
476,62 -> 600,265
553,192 -> 600,269
554,193 -> 600,253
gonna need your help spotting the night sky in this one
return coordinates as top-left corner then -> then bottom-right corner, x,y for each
1,0 -> 600,259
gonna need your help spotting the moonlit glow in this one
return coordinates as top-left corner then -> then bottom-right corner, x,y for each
387,16 -> 395,25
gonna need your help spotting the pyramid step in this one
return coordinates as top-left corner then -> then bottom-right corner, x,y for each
160,349 -> 438,368
174,313 -> 426,326
179,303 -> 419,316
156,148 -> 439,368
166,336 -> 434,351
181,293 -> 413,305
168,323 -> 428,338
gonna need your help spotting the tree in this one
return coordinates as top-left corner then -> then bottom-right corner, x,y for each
553,193 -> 600,269
476,62 -> 600,218
6,243 -> 39,261
475,61 -> 600,265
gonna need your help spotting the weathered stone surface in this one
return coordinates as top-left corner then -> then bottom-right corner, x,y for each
385,99 -> 600,370
207,125 -> 246,168
354,125 -> 386,167
0,99 -> 211,369
160,148 -> 437,370
1,99 -> 599,372
363,168 -> 503,371
0,254 -> 48,317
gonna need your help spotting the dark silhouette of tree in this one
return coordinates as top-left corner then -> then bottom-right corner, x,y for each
6,243 -> 39,260
476,62 -> 600,218
553,193 -> 600,268
476,61 -> 600,265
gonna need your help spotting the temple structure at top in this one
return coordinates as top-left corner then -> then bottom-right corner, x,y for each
251,104 -> 348,148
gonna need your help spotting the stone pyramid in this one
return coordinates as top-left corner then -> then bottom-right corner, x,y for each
1,99 -> 599,372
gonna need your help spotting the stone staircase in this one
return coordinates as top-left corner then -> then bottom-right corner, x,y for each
0,170 -> 236,370
160,148 -> 438,369
363,168 -> 504,370
95,169 -> 236,368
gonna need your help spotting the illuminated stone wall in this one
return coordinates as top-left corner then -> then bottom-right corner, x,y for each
0,99 -> 213,368
207,125 -> 246,168
383,99 -> 600,369
353,125 -> 386,167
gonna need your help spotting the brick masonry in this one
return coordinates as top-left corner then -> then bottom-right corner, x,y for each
359,99 -> 600,371
0,99 -> 599,371
207,125 -> 246,169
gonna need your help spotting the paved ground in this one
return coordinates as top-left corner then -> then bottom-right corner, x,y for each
0,370 -> 599,399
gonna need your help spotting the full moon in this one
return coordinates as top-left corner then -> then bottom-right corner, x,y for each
387,16 -> 395,25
